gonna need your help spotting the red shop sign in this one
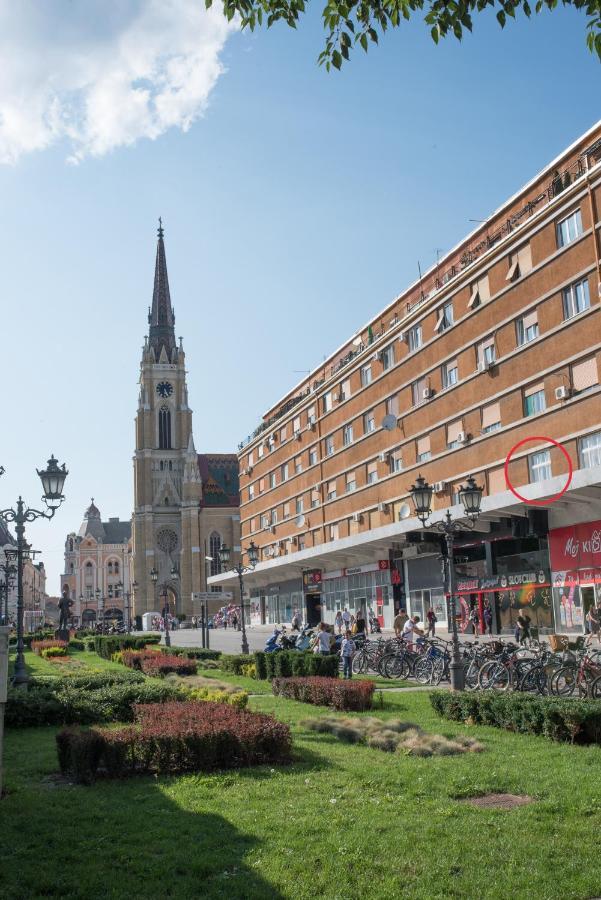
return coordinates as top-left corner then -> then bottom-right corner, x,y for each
549,519 -> 601,570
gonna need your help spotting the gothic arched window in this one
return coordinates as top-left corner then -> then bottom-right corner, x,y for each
68,538 -> 74,552
159,406 -> 172,450
209,532 -> 222,577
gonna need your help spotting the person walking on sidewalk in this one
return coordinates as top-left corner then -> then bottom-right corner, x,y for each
483,601 -> 493,636
340,630 -> 356,679
342,608 -> 351,632
426,607 -> 437,637
394,609 -> 408,638
334,610 -> 343,634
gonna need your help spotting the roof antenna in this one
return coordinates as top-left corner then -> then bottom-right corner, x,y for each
158,217 -> 164,238
417,261 -> 425,300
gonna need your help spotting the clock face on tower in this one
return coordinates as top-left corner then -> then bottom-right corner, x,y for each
156,381 -> 173,398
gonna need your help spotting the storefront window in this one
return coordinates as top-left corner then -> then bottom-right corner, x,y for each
552,583 -> 583,634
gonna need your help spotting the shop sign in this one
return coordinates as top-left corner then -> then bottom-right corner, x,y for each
549,519 -> 601,570
302,570 -> 322,591
455,571 -> 548,593
552,571 -> 579,589
456,578 -> 479,593
578,569 -> 601,585
322,560 -> 390,580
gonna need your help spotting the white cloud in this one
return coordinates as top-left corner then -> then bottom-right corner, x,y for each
0,0 -> 235,163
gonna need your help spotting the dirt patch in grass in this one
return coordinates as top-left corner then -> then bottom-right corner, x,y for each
458,793 -> 533,810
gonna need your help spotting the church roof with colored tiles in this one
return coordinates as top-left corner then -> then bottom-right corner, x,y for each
197,454 -> 239,508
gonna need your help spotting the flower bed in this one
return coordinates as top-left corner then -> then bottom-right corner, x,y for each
121,650 -> 197,677
31,639 -> 67,656
56,701 -> 292,782
430,690 -> 601,745
272,677 -> 375,711
93,634 -> 161,660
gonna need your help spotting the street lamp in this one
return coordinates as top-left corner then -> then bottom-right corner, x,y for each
0,551 -> 17,625
117,579 -> 138,632
217,541 -> 259,656
150,566 -> 178,647
0,455 -> 68,685
409,473 -> 483,691
95,587 -> 104,629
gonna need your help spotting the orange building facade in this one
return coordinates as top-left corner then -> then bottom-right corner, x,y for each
211,122 -> 601,636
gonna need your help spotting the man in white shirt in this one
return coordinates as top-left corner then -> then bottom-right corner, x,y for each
402,615 -> 424,650
342,608 -> 351,630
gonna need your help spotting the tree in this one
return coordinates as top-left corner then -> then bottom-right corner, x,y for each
206,0 -> 601,68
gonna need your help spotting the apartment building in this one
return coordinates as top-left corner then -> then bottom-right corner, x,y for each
210,122 -> 601,636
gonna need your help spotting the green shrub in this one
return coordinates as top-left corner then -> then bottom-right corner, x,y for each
220,654 -> 255,675
159,646 -> 221,661
255,651 -> 339,681
40,646 -> 67,659
32,671 -> 144,691
68,640 -> 85,652
254,652 -> 268,681
272,677 -> 374,711
430,690 -> 601,745
93,634 -> 161,659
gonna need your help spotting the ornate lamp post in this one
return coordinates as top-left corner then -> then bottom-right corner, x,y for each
409,474 -> 483,692
0,456 -> 68,685
0,550 -> 17,625
217,541 -> 259,656
95,588 -> 104,630
117,579 -> 138,632
150,566 -> 178,647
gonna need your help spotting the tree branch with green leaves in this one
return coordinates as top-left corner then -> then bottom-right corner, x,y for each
206,0 -> 601,68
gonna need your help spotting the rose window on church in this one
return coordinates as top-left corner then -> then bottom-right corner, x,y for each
157,529 -> 178,554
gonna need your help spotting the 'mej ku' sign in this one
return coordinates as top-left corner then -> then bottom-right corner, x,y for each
549,519 -> 601,570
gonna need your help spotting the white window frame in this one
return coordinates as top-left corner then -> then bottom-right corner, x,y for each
563,279 -> 590,320
364,410 -> 376,434
343,424 -> 354,446
524,389 -> 546,417
381,345 -> 395,370
361,364 -> 372,387
408,325 -> 422,352
309,447 -> 318,466
441,360 -> 458,389
528,450 -> 552,483
579,431 -> 601,469
325,436 -> 335,456
557,209 -> 583,248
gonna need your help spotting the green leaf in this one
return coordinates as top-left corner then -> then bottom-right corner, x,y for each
332,48 -> 343,67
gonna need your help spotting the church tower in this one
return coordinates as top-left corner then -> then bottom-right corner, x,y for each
132,222 -> 203,616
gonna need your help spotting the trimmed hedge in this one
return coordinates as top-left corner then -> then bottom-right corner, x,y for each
159,646 -> 221,661
17,633 -> 56,649
255,651 -> 339,681
272,677 -> 375,711
57,701 -> 292,782
32,640 -> 67,655
41,646 -> 67,659
6,676 -> 181,728
430,690 -> 601,745
121,650 -> 197,677
94,634 -> 161,660
220,654 -> 256,675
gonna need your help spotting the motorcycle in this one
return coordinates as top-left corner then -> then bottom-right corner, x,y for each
264,627 -> 282,652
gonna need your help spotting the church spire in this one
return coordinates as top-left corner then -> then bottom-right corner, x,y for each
148,219 -> 176,361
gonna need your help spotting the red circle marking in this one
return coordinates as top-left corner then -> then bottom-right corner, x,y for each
503,436 -> 573,506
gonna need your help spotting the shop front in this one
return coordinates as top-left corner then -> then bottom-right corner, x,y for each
454,571 -> 553,635
405,556 -> 447,630
321,560 -> 394,629
259,577 -> 305,626
549,519 -> 601,635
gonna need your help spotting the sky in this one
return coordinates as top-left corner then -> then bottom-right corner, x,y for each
0,0 -> 599,593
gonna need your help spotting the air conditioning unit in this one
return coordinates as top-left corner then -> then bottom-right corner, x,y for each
295,430 -> 302,441
555,385 -> 570,401
456,431 -> 467,444
247,465 -> 253,475
434,481 -> 447,493
422,387 -> 433,400
290,536 -> 298,546
352,512 -> 364,523
478,357 -> 496,372
378,502 -> 389,514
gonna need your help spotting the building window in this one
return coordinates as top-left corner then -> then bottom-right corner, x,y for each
257,444 -> 264,459
292,416 -> 301,434
283,502 -> 290,520
280,425 -> 287,441
261,514 -> 269,529
209,532 -> 222,576
158,406 -> 171,449
411,377 -> 427,406
516,311 -> 539,346
298,535 -> 306,551
477,337 -> 496,368
329,523 -> 339,541
327,480 -> 337,501
367,461 -> 378,484
524,384 -> 546,417
307,405 -> 316,425
386,394 -> 399,417
293,456 -> 302,474
280,463 -> 289,481
343,424 -> 354,446
446,421 -> 464,449
309,446 -> 318,466
269,472 -> 277,489
441,359 -> 458,389
572,356 -> 599,393
481,401 -> 501,433
361,364 -> 372,387
388,449 -> 402,474
345,471 -> 356,493
416,435 -> 431,462
322,392 -> 333,413
259,477 -> 265,493
248,451 -> 254,467
563,278 -> 590,320
295,497 -> 304,515
579,431 -> 601,469
528,450 -> 552,483
250,517 -> 256,532
381,345 -> 395,370
249,485 -> 255,500
272,508 -> 278,525
325,436 -> 335,456
557,209 -> 583,247
311,488 -> 320,508
507,244 -> 532,282
468,274 -> 490,309
363,410 -> 376,434
340,379 -> 351,401
435,301 -> 454,333
408,325 -> 422,352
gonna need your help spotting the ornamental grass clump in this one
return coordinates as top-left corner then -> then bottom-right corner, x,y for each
31,639 -> 67,656
272,677 -> 375,711
303,715 -> 484,756
56,701 -> 292,782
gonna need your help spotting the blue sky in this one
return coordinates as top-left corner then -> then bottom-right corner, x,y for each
0,0 -> 598,592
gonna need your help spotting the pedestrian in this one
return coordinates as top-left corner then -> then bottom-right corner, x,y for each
393,609 -> 408,638
586,606 -> 600,644
355,612 -> 366,637
223,616 -> 228,629
368,607 -> 376,632
342,607 -> 351,631
334,610 -> 343,634
316,622 -> 332,656
470,607 -> 479,638
340,629 -> 356,679
483,601 -> 493,636
291,610 -> 302,631
516,612 -> 531,646
426,607 -> 437,637
402,615 -> 424,650
191,615 -> 197,629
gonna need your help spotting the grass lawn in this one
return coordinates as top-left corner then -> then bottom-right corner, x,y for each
3,673 -> 601,899
8,649 -> 135,679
